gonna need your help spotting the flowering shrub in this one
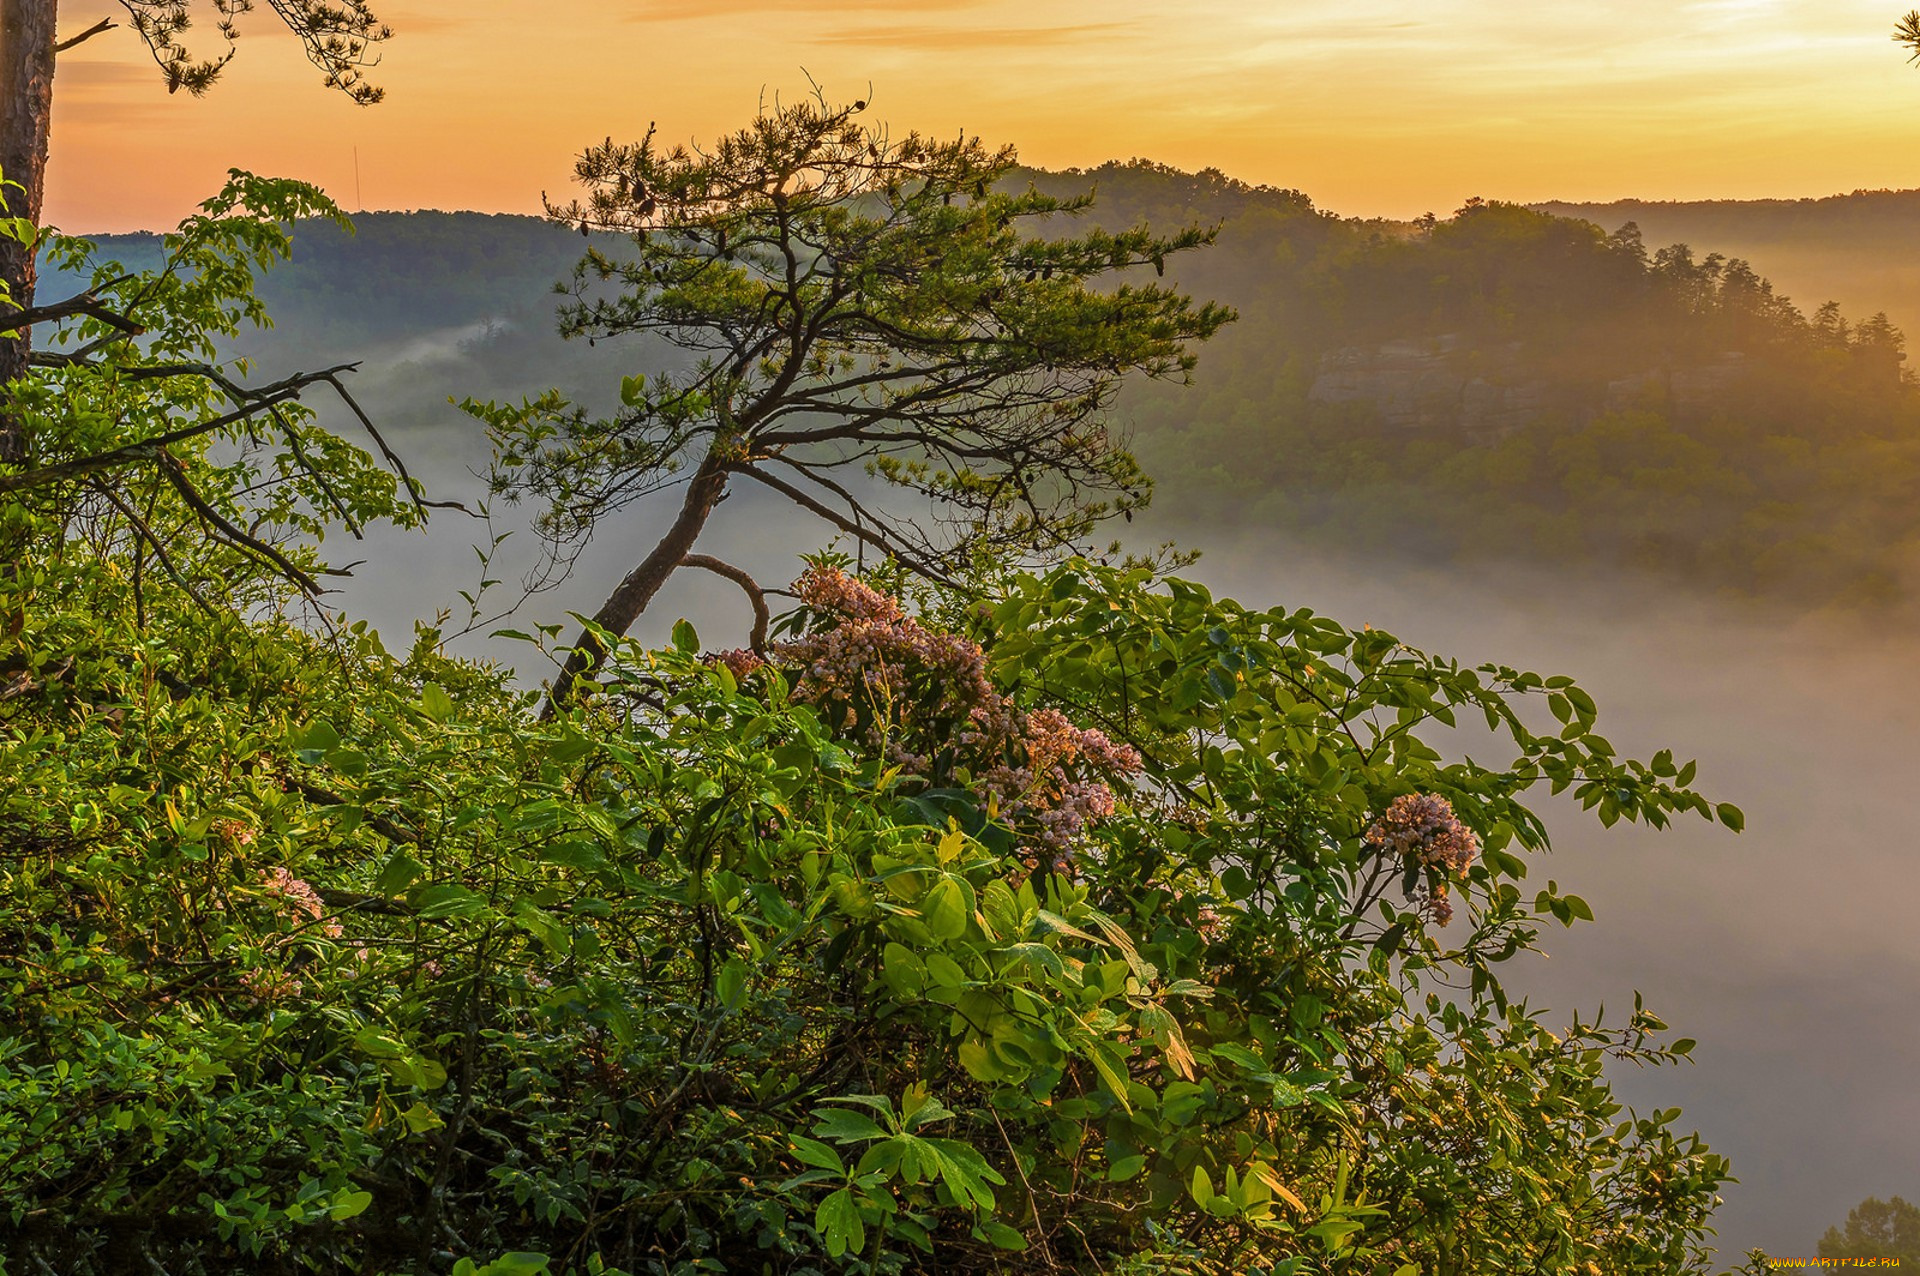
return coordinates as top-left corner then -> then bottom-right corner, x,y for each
774,565 -> 1141,868
0,202 -> 1752,1272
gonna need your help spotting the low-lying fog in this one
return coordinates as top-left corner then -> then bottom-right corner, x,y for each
317,383 -> 1918,1261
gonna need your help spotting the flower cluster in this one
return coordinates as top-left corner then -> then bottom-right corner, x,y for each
1365,793 -> 1479,875
777,566 -> 1014,769
978,708 -> 1142,864
775,567 -> 1139,867
704,648 -> 767,681
261,866 -> 343,939
239,968 -> 303,1001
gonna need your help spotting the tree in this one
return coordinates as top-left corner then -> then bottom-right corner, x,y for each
1820,1196 -> 1920,1261
474,93 -> 1232,712
0,0 -> 390,461
1899,10 -> 1920,63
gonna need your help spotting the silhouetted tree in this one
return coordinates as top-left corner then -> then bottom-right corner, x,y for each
478,93 -> 1232,712
1819,1195 -> 1920,1261
1,0 -> 390,461
1898,10 -> 1920,62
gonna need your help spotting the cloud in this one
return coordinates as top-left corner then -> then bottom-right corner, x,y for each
54,59 -> 154,90
810,21 -> 1135,51
624,0 -> 989,20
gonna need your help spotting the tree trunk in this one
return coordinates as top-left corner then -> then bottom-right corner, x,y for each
0,0 -> 58,464
544,446 -> 731,717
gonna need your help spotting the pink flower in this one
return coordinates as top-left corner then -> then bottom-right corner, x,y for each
261,867 -> 343,938
772,567 -> 1141,867
240,968 -> 303,1001
1365,793 -> 1479,876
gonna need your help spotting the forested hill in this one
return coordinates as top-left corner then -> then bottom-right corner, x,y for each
1535,187 -> 1920,343
57,167 -> 1920,609
1035,163 -> 1920,609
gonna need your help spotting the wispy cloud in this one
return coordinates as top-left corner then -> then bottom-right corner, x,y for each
623,0 -> 989,21
54,60 -> 155,90
810,22 -> 1133,51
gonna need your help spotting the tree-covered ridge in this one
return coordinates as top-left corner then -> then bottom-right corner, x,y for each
0,170 -> 1760,1273
61,163 -> 1920,609
1029,163 -> 1920,607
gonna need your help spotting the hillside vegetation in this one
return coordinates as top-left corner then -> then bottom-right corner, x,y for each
0,140 -> 1759,1273
63,166 -> 1920,611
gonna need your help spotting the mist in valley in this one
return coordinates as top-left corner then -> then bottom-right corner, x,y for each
321,398 -> 1920,1261
166,178 -> 1920,1262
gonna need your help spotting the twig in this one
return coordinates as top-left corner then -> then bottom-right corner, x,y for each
90,480 -> 216,615
53,16 -> 117,53
681,553 -> 770,653
155,451 -> 320,596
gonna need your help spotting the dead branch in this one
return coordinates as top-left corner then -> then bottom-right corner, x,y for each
681,554 -> 770,654
54,17 -> 118,53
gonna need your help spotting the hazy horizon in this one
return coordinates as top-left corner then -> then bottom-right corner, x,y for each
42,0 -> 1920,231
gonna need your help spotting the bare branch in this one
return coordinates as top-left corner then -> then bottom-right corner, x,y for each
0,293 -> 143,336
54,17 -> 118,54
733,462 -> 957,586
681,554 -> 770,654
90,480 -> 216,616
155,452 -> 321,596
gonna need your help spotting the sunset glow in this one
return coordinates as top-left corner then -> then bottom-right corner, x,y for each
46,0 -> 1920,232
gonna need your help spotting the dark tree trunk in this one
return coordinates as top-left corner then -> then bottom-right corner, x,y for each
0,0 -> 58,464
544,447 -> 731,717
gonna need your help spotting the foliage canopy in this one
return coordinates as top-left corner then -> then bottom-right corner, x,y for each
0,119 -> 1759,1275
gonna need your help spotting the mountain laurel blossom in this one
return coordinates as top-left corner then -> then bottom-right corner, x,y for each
261,866 -> 343,939
1365,792 -> 1480,875
770,567 -> 1140,866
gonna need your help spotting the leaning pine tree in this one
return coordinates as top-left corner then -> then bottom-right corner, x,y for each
466,93 -> 1232,712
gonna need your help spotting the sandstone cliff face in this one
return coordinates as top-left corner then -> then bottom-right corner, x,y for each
1307,335 -> 1749,435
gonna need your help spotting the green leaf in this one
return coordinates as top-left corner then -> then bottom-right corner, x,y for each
1190,1164 -> 1215,1207
923,877 -> 969,940
811,1108 -> 888,1143
328,1190 -> 373,1221
375,850 -> 425,897
1716,802 -> 1745,832
400,1101 -> 444,1134
788,1135 -> 845,1174
815,1187 -> 864,1258
881,942 -> 927,997
415,883 -> 489,919
292,718 -> 341,755
419,682 -> 456,722
478,1256 -> 551,1276
1208,1042 -> 1269,1073
715,957 -> 748,1012
672,619 -> 700,655
976,1220 -> 1027,1251
1088,1043 -> 1133,1113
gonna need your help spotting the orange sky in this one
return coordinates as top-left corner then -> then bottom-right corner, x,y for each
43,0 -> 1920,232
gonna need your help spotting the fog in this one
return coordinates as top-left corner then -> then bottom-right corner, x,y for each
312,377 -> 1919,1260
244,190 -> 1920,1259
1187,528 -> 1920,1260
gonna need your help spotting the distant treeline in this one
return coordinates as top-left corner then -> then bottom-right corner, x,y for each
1536,188 -> 1920,354
1040,162 -> 1920,607
54,170 -> 1920,608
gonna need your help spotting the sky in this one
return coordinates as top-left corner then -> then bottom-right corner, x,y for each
44,0 -> 1920,233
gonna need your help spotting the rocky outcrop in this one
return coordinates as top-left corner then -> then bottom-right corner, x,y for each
1308,335 -> 1551,436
